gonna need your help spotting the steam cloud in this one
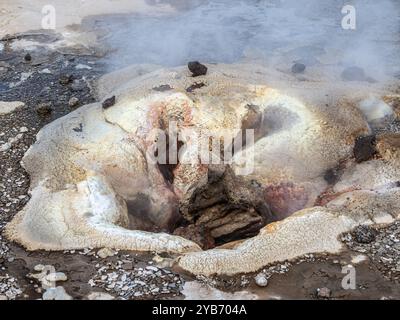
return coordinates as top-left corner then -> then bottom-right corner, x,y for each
88,0 -> 400,81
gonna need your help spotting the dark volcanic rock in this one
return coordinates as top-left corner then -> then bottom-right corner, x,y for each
353,225 -> 378,244
153,84 -> 173,92
24,53 -> 32,62
291,63 -> 306,74
102,96 -> 116,109
354,135 -> 376,163
188,61 -> 208,77
341,66 -> 366,82
173,224 -> 215,250
323,168 -> 339,185
186,82 -> 206,93
178,166 -> 273,247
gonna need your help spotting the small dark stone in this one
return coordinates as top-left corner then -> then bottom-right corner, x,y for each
102,96 -> 116,109
73,123 -> 83,133
153,84 -> 173,92
324,168 -> 339,185
353,135 -> 376,163
291,63 -> 306,74
186,82 -> 206,93
68,97 -> 79,108
24,53 -> 32,62
353,225 -> 378,244
59,74 -> 74,85
341,66 -> 366,82
35,102 -> 53,115
188,61 -> 208,77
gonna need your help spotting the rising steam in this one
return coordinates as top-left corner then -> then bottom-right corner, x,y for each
86,0 -> 399,82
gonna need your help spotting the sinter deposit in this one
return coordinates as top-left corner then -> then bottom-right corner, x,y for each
5,63 -> 400,276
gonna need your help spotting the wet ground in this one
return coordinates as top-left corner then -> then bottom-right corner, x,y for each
1,21 -> 400,300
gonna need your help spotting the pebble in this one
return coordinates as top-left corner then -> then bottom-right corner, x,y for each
45,272 -> 68,282
42,286 -> 72,300
19,127 -> 28,133
35,102 -> 53,115
146,266 -> 159,272
353,136 -> 376,163
59,74 -> 73,85
102,96 -> 116,109
341,66 -> 366,82
153,84 -> 173,92
291,63 -> 306,74
87,292 -> 115,300
254,273 -> 268,287
34,264 -> 45,272
68,97 -> 79,108
0,101 -> 25,115
24,53 -> 32,62
317,287 -> 331,299
97,248 -> 115,259
188,61 -> 208,77
39,68 -> 52,74
0,143 -> 11,152
0,134 -> 23,152
75,64 -> 92,70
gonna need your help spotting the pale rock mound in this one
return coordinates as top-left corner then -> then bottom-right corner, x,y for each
5,63 -> 400,275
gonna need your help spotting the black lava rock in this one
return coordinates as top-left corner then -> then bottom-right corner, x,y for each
341,66 -> 366,82
102,96 -> 116,109
291,63 -> 306,74
188,61 -> 208,77
186,82 -> 206,93
353,225 -> 377,244
353,135 -> 376,163
153,84 -> 173,92
24,53 -> 32,62
323,168 -> 339,185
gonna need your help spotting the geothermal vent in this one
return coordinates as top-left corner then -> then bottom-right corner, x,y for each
5,63 -> 400,276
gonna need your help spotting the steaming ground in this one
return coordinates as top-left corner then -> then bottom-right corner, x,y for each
1,0 -> 400,299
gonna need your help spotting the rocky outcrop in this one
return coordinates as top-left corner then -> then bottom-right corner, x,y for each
5,63 -> 399,275
176,166 -> 272,248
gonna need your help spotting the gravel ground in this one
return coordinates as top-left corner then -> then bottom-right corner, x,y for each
342,223 -> 400,282
88,253 -> 185,299
1,31 -> 400,300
